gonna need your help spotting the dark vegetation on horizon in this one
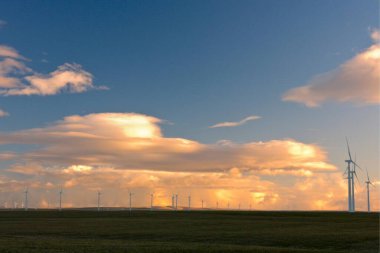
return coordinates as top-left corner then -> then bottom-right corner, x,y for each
0,210 -> 378,253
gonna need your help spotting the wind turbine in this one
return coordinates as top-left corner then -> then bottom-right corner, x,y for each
150,193 -> 154,211
188,195 -> 191,210
344,138 -> 362,212
171,194 -> 175,209
24,187 -> 28,211
97,191 -> 101,211
58,188 -> 63,211
365,169 -> 374,212
175,194 -> 178,210
201,199 -> 204,209
129,191 -> 133,213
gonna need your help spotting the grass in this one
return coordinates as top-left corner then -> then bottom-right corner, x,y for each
0,210 -> 378,253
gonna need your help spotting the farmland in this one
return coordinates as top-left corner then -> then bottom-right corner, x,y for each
0,210 -> 378,253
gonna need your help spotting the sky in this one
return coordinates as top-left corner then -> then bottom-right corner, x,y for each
0,0 -> 379,211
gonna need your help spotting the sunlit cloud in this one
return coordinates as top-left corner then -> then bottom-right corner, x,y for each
1,112 -> 376,211
0,112 -> 335,174
0,44 -> 106,96
209,115 -> 261,128
2,164 -> 378,211
282,30 -> 380,107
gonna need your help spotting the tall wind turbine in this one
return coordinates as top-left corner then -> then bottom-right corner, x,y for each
24,188 -> 28,211
59,188 -> 63,211
175,194 -> 178,210
345,138 -> 362,212
188,195 -> 191,210
365,169 -> 374,212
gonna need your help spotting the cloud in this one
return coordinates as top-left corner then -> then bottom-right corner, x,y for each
0,112 -> 334,174
0,109 -> 8,117
4,63 -> 94,95
2,164 -> 378,211
209,115 -> 261,128
282,30 -> 380,107
0,45 -> 26,60
0,45 -> 105,96
0,112 -> 377,211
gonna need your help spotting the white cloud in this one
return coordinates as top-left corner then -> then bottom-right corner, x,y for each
0,44 -> 105,96
4,63 -> 94,96
282,30 -> 380,107
209,115 -> 261,128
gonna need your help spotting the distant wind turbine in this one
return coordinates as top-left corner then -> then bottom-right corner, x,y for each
150,193 -> 154,211
365,169 -> 374,212
201,200 -> 204,209
24,187 -> 28,211
97,191 -> 101,211
129,191 -> 133,213
59,188 -> 63,211
188,195 -> 191,210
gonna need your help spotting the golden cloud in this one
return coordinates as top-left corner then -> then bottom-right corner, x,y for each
283,30 -> 380,107
0,112 -> 335,174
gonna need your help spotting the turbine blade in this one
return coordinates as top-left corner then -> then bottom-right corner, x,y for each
352,161 -> 363,171
354,171 -> 360,186
345,137 -> 352,160
365,168 -> 370,181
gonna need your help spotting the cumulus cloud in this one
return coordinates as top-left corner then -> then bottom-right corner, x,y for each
0,112 -> 335,174
2,164 -> 378,211
283,30 -> 380,107
0,44 -> 105,96
0,109 -> 8,117
0,112 -> 377,211
209,115 -> 261,128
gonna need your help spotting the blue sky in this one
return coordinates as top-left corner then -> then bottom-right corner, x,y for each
0,1 -> 378,210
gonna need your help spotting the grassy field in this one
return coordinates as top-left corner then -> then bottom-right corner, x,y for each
0,210 -> 378,253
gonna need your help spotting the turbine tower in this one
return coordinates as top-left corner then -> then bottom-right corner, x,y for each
97,191 -> 101,211
365,169 -> 374,212
129,191 -> 133,213
188,195 -> 191,210
150,193 -> 154,211
59,188 -> 63,211
24,188 -> 28,211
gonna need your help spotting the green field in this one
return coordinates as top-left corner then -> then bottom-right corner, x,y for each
0,210 -> 378,253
